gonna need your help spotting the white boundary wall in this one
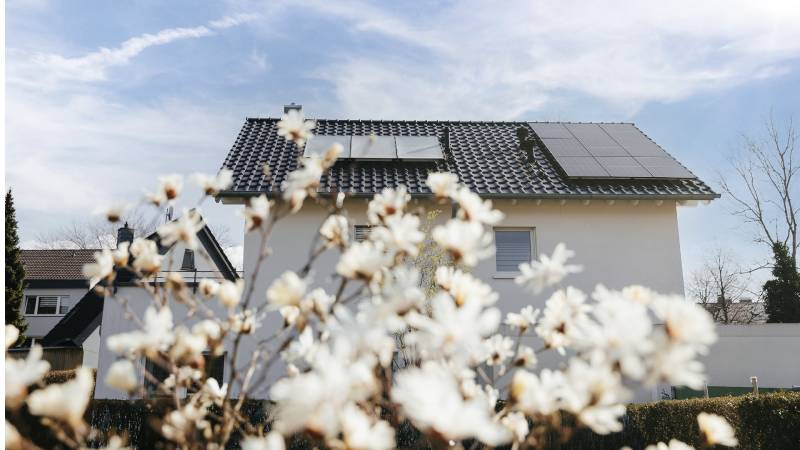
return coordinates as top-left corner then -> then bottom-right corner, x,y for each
701,324 -> 800,389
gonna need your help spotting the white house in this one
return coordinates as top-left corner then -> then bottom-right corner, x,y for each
202,105 -> 720,401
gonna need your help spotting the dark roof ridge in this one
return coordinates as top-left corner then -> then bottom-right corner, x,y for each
244,117 -> 636,126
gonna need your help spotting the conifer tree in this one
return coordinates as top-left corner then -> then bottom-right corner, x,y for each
763,242 -> 800,322
5,190 -> 28,335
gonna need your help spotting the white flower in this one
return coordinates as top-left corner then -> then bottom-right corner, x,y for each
453,187 -> 504,225
203,378 -> 228,406
157,174 -> 183,201
277,109 -> 315,147
426,172 -> 459,199
370,214 -> 425,257
192,169 -> 233,196
198,279 -> 220,297
432,219 -> 494,267
242,432 -> 285,450
5,345 -> 51,407
192,320 -> 222,341
513,345 -> 538,368
267,271 -> 307,308
505,305 -> 540,333
106,306 -> 174,357
363,266 -> 425,331
391,362 -> 511,446
645,440 -> 696,450
516,243 -> 582,293
535,287 -> 590,352
337,241 -> 390,281
281,155 -> 326,213
697,412 -> 738,447
218,279 -> 245,308
406,293 -> 500,366
106,360 -> 138,392
282,326 -> 317,364
320,214 -> 349,248
651,296 -> 717,351
6,421 -> 22,450
6,324 -> 20,349
484,334 -> 514,366
436,266 -> 499,307
646,344 -> 707,390
27,366 -> 94,428
501,412 -> 529,443
93,203 -> 129,223
308,288 -> 335,320
242,194 -> 271,231
230,309 -> 257,334
130,238 -> 162,274
510,368 -> 566,416
157,210 -> 204,250
170,327 -> 207,363
83,248 -> 115,286
340,403 -> 395,450
367,186 -> 409,225
561,359 -> 628,434
112,242 -> 130,266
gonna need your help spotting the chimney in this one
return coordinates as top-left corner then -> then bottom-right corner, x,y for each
283,103 -> 302,114
117,222 -> 134,247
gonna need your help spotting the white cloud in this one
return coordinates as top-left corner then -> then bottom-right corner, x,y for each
296,0 -> 800,119
209,13 -> 261,29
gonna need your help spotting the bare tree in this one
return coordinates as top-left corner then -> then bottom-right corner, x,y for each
719,115 -> 799,266
33,206 -> 234,249
687,249 -> 765,324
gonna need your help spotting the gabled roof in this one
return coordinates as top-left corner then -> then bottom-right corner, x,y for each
40,213 -> 238,348
21,249 -> 98,281
218,118 -> 718,200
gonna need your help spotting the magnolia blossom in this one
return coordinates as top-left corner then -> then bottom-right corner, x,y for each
230,309 -> 257,334
157,174 -> 183,201
501,412 -> 530,443
203,378 -> 228,406
267,271 -> 307,309
94,203 -> 128,223
130,238 -> 163,274
511,368 -> 566,416
561,359 -> 628,434
83,248 -> 115,286
363,266 -> 425,331
697,412 -> 738,447
436,266 -> 498,307
337,241 -> 390,281
432,219 -> 494,267
111,242 -> 130,266
5,344 -> 50,407
340,403 -> 395,450
516,243 -> 583,293
505,305 -> 540,333
453,187 -> 504,225
107,306 -> 174,357
198,278 -> 220,297
6,421 -> 21,450
643,440 -> 696,450
370,214 -> 425,258
6,325 -> 19,349
484,334 -> 514,366
276,109 -> 315,147
192,169 -> 233,196
157,210 -> 204,250
241,432 -> 285,450
651,296 -> 717,351
535,286 -> 590,352
106,360 -> 138,392
426,172 -> 459,199
27,367 -> 94,428
218,279 -> 245,308
391,362 -> 511,446
242,194 -> 271,231
320,214 -> 349,248
367,186 -> 409,225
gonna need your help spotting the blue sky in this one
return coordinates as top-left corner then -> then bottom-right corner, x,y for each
5,0 -> 800,286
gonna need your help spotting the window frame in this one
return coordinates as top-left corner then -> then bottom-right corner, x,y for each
493,227 -> 536,278
353,225 -> 373,242
24,295 -> 69,316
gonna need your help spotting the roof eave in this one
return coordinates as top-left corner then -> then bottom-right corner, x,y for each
217,190 -> 720,201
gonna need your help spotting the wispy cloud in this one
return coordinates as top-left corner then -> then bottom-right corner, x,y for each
295,0 -> 800,119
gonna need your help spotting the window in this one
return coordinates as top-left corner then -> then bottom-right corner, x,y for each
181,249 -> 196,271
144,357 -> 170,395
24,296 -> 69,316
494,229 -> 534,273
354,225 -> 373,242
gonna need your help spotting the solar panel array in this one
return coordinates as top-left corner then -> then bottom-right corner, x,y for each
304,135 -> 443,161
529,123 -> 695,179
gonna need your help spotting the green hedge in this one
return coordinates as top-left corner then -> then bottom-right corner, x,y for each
623,391 -> 800,449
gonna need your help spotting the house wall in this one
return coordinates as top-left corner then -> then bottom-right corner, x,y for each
22,287 -> 89,338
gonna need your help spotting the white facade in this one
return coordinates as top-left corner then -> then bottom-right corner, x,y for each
22,287 -> 88,341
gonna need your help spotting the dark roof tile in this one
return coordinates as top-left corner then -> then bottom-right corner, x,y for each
20,249 -> 98,281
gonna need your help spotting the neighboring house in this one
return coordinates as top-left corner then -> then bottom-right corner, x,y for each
701,299 -> 768,324
93,214 -> 239,399
209,105 -> 719,401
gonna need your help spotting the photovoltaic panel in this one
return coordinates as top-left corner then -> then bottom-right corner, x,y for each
396,136 -> 443,160
635,157 -> 695,178
555,156 -> 610,178
351,135 -> 397,159
304,135 -> 351,158
595,156 -> 651,178
529,123 -> 573,139
564,123 -> 628,156
599,123 -> 668,157
540,138 -> 591,157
